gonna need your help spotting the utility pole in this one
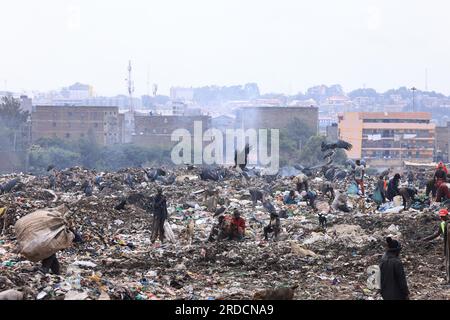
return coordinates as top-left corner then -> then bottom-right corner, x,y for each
126,60 -> 135,113
411,87 -> 417,112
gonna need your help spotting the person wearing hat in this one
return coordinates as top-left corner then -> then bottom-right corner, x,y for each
380,237 -> 409,300
422,208 -> 450,282
264,211 -> 281,241
151,187 -> 168,244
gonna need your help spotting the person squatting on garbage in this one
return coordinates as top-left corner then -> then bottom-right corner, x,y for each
293,173 -> 309,193
151,187 -> 168,243
422,209 -> 450,282
379,237 -> 409,300
250,189 -> 265,206
41,229 -> 82,275
229,209 -> 246,241
332,190 -> 351,213
300,190 -> 317,209
386,174 -> 401,201
436,183 -> 450,203
283,190 -> 297,205
208,215 -> 226,242
264,211 -> 280,241
354,159 -> 365,196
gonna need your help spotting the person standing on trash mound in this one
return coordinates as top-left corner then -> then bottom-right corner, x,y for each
379,237 -> 409,300
422,209 -> 450,283
41,228 -> 82,275
354,159 -> 365,196
151,187 -> 168,244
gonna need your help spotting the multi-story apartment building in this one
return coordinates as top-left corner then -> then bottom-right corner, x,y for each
132,113 -> 211,148
338,112 -> 435,165
436,122 -> 450,163
31,105 -> 122,146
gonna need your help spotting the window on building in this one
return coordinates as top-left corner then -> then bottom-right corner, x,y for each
94,123 -> 99,128
53,122 -> 57,127
164,118 -> 168,124
65,133 -> 70,138
80,133 -> 85,138
68,112 -> 73,116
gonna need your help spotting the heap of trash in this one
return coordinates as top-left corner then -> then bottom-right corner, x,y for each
0,164 -> 449,300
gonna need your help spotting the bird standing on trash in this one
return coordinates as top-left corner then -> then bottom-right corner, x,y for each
151,187 -> 168,244
318,213 -> 327,229
263,211 -> 280,241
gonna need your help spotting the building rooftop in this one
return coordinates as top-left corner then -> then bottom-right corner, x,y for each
359,112 -> 431,120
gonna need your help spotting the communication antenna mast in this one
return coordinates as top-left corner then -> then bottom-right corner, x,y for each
147,65 -> 150,97
126,60 -> 135,113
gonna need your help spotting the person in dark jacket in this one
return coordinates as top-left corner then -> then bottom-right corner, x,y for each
151,187 -> 168,243
380,237 -> 409,300
386,174 -> 401,201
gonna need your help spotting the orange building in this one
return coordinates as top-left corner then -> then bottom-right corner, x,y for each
338,112 -> 435,164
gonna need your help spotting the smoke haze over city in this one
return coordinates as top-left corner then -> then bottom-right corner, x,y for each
1,0 -> 450,95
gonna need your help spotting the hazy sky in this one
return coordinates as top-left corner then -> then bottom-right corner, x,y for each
1,0 -> 450,96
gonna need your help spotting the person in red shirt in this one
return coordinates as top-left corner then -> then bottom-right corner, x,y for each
436,183 -> 450,203
230,209 -> 246,240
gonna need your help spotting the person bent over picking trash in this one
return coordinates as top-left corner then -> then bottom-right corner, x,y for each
229,209 -> 246,241
380,237 -> 409,300
422,209 -> 450,283
151,187 -> 168,244
41,229 -> 82,275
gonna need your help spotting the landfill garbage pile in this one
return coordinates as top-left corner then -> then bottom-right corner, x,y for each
1,165 -> 450,300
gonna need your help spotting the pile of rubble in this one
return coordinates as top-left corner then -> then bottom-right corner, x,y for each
0,165 -> 449,300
